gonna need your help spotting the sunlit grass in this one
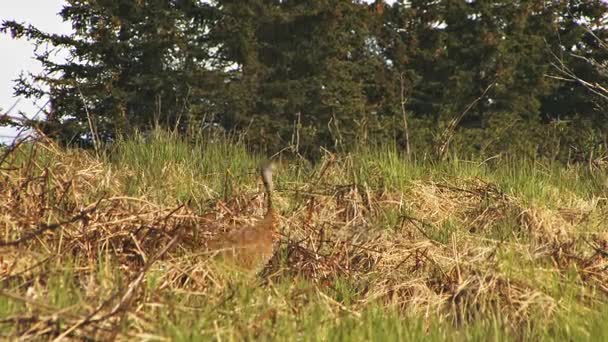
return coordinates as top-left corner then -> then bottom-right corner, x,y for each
0,131 -> 606,340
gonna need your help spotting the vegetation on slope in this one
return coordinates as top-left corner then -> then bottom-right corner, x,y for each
1,131 -> 607,341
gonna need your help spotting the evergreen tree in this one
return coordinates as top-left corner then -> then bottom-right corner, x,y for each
380,0 -> 608,159
540,0 -> 608,160
209,0 -> 384,154
2,0 -> 608,161
2,0 -> 216,144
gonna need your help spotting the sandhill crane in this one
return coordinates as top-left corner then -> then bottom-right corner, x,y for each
208,161 -> 278,274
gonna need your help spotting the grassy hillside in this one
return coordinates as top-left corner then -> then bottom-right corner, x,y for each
1,131 -> 607,341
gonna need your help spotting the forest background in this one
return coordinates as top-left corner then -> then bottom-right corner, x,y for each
1,0 -> 608,162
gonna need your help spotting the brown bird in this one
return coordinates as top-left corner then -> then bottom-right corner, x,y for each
208,161 -> 278,274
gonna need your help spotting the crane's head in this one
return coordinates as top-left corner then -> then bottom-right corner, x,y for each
260,160 -> 274,193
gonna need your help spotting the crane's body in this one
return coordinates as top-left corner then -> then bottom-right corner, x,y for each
208,162 -> 277,274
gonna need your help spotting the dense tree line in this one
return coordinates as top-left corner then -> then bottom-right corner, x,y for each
2,0 -> 608,160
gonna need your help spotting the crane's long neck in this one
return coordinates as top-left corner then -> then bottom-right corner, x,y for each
261,163 -> 274,216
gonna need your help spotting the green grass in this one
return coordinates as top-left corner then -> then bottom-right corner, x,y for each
1,130 -> 607,340
109,128 -> 259,208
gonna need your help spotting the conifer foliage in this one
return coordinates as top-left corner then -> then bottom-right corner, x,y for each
2,0 -> 608,159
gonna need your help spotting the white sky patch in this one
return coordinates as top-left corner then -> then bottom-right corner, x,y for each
0,0 -> 71,141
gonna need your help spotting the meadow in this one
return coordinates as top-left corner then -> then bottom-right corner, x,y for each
1,130 -> 607,341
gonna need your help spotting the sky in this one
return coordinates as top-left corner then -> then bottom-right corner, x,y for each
0,0 -> 71,141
